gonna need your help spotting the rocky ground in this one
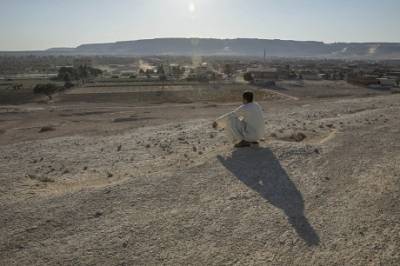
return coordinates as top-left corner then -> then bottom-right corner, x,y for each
1,83 -> 400,265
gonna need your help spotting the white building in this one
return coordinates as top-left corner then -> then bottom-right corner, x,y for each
378,78 -> 397,87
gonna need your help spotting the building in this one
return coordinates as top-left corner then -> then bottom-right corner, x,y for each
299,71 -> 321,80
347,74 -> 379,86
163,64 -> 184,79
378,78 -> 397,87
73,58 -> 93,68
246,67 -> 279,81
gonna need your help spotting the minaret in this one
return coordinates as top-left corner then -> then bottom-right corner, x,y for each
263,48 -> 266,64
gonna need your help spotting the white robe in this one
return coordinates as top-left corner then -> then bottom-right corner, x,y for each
216,102 -> 265,142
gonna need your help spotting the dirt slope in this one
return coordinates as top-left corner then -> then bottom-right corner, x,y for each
1,94 -> 400,265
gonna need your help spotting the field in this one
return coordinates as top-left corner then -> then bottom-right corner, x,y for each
1,79 -> 399,265
0,79 -> 63,105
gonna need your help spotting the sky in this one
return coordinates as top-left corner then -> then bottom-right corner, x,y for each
0,0 -> 400,51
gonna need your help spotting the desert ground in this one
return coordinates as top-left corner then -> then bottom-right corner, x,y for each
1,80 -> 399,265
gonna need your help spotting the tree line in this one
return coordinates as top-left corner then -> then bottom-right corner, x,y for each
33,65 -> 102,100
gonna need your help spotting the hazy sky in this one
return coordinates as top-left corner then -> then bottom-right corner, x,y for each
1,0 -> 400,50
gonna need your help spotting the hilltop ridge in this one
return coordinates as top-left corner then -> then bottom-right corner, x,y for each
2,38 -> 400,59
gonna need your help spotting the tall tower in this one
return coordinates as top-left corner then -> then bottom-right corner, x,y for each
263,48 -> 266,64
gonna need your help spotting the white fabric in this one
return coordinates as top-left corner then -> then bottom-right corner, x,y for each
216,102 -> 265,142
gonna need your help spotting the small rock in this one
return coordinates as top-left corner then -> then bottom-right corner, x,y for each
46,168 -> 55,174
94,211 -> 103,218
192,146 -> 197,152
117,144 -> 122,152
291,132 -> 306,142
83,166 -> 88,171
145,144 -> 151,148
107,172 -> 113,178
39,126 -> 55,133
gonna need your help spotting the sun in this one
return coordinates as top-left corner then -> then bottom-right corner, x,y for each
188,2 -> 196,13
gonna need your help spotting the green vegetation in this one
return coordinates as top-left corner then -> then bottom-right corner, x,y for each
223,64 -> 234,78
157,65 -> 167,81
33,83 -> 59,100
243,72 -> 254,82
57,66 -> 102,83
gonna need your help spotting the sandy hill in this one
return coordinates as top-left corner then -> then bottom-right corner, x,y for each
0,82 -> 400,265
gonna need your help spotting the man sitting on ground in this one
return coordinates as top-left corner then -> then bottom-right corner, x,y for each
212,91 -> 265,148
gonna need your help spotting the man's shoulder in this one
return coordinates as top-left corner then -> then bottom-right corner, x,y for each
253,102 -> 264,113
248,102 -> 261,109
241,102 -> 262,111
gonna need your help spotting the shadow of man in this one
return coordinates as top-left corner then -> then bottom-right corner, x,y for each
217,147 -> 320,246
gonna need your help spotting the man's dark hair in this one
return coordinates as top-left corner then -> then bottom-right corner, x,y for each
243,91 -> 254,103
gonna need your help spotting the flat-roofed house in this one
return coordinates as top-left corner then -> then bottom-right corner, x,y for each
247,67 -> 279,81
378,78 -> 397,87
73,58 -> 93,68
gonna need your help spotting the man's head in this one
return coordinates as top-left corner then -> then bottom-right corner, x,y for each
242,91 -> 254,104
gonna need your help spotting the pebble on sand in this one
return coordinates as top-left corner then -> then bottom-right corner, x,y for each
291,132 -> 307,142
94,211 -> 103,218
39,126 -> 55,133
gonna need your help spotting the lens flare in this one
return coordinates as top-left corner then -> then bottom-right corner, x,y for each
188,2 -> 196,13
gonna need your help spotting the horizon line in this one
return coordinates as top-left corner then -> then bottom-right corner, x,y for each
2,37 -> 400,52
